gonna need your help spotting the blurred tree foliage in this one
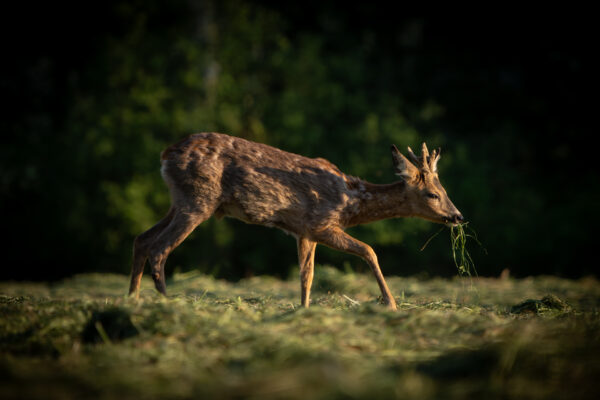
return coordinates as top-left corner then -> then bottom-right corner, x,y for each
1,1 -> 597,280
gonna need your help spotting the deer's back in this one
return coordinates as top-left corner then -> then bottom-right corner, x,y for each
160,133 -> 361,235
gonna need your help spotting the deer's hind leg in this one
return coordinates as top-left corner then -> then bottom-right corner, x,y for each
129,208 -> 176,297
297,237 -> 317,308
146,205 -> 217,295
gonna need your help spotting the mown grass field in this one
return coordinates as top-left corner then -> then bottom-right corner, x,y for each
1,267 -> 600,399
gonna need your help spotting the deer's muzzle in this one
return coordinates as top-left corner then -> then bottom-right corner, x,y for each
443,213 -> 464,225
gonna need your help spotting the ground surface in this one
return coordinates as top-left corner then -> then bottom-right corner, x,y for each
1,267 -> 599,399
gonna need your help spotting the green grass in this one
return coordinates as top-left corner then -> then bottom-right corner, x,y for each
450,223 -> 482,278
421,223 -> 482,278
1,268 -> 600,399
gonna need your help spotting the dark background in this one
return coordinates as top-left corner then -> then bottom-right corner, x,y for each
1,1 -> 597,281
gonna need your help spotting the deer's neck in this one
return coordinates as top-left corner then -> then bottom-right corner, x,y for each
344,180 -> 412,227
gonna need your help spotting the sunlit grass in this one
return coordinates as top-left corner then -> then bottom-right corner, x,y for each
1,269 -> 599,399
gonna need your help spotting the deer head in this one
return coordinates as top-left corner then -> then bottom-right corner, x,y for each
391,143 -> 464,226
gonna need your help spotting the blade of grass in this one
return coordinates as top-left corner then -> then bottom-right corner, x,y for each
450,223 -> 478,278
420,225 -> 445,251
94,321 -> 113,345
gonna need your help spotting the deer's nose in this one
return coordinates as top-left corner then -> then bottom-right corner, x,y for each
453,214 -> 464,224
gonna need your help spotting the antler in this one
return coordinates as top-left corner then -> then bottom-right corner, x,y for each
430,147 -> 441,173
421,143 -> 430,163
406,143 -> 441,173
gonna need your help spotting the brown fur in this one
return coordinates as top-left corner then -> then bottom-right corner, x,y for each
129,132 -> 463,310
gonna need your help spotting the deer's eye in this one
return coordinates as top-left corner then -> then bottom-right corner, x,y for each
425,192 -> 440,200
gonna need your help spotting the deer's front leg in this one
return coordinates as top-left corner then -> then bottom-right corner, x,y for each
313,228 -> 397,310
297,237 -> 317,308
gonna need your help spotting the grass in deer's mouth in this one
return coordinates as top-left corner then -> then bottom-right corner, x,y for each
421,222 -> 484,277
450,223 -> 479,277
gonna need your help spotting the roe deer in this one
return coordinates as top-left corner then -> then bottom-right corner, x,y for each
129,132 -> 463,310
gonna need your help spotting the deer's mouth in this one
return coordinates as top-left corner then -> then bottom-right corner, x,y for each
442,214 -> 465,226
442,217 -> 456,227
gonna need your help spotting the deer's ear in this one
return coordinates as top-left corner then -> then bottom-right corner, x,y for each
391,144 -> 420,181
